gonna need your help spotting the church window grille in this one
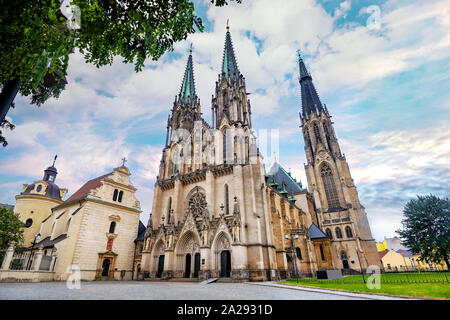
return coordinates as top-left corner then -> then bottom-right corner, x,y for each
335,227 -> 343,239
118,191 -> 123,203
296,247 -> 302,260
345,226 -> 353,238
325,228 -> 332,239
109,221 -> 116,234
321,164 -> 340,209
225,184 -> 230,214
113,189 -> 118,201
319,245 -> 325,261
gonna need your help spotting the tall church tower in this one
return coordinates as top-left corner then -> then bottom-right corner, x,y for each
212,25 -> 252,130
297,53 -> 381,270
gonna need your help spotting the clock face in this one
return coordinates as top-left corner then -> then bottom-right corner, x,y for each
49,176 -> 54,182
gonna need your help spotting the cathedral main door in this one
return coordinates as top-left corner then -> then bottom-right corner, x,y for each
194,253 -> 201,278
220,250 -> 231,277
157,255 -> 164,278
185,254 -> 191,278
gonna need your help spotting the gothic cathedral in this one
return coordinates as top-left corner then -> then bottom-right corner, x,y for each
140,26 -> 381,281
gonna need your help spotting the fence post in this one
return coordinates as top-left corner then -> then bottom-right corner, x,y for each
1,242 -> 15,270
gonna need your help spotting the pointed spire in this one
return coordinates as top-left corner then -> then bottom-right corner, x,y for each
222,23 -> 240,82
297,51 -> 324,117
179,45 -> 197,104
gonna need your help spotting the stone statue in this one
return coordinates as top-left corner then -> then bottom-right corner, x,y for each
232,221 -> 240,243
201,224 -> 208,246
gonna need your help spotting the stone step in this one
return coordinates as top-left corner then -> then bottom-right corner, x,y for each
167,278 -> 200,282
216,277 -> 232,283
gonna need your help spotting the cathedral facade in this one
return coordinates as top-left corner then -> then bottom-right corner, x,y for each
140,26 -> 381,282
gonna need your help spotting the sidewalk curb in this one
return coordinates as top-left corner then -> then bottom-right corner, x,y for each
246,282 -> 419,300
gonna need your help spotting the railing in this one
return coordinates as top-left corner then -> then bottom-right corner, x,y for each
10,252 -> 29,270
288,269 -> 449,284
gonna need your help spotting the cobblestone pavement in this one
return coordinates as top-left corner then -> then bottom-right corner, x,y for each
0,281 -> 401,300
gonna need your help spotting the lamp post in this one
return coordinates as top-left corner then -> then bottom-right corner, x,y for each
27,232 -> 41,270
285,234 -> 299,284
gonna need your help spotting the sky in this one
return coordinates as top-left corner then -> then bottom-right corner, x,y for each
1,0 -> 449,242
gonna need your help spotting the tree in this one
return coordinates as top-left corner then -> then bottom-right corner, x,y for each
396,195 -> 450,270
0,206 -> 24,253
0,0 -> 241,146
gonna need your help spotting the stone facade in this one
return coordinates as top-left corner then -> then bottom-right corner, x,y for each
140,28 -> 342,282
298,53 -> 382,271
7,165 -> 142,282
14,162 -> 68,247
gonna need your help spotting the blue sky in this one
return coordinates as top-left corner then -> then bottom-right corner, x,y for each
1,0 -> 449,241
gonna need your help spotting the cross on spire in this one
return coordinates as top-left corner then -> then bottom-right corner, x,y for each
52,155 -> 58,166
121,157 -> 127,167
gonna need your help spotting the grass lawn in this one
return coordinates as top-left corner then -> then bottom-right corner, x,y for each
279,273 -> 450,299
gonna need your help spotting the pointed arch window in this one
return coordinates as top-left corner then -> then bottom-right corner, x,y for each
167,197 -> 172,223
335,227 -> 343,239
313,123 -> 322,143
109,221 -> 116,234
172,151 -> 179,173
223,132 -> 227,164
321,164 -> 340,209
225,184 -> 230,214
325,228 -> 332,239
345,226 -> 353,238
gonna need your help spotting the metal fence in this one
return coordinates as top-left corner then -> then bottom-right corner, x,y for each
289,269 -> 449,284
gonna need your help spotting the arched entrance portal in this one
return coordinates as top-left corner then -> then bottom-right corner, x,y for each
194,253 -> 201,278
185,254 -> 191,278
157,255 -> 165,278
101,259 -> 110,276
175,231 -> 201,279
220,250 -> 231,278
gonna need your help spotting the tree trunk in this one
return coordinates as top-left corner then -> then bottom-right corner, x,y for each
444,255 -> 450,271
0,79 -> 21,123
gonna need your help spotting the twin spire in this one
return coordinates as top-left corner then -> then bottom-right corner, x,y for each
222,25 -> 240,82
297,51 -> 324,117
178,24 -> 241,105
178,46 -> 196,104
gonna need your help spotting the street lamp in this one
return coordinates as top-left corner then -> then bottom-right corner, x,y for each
27,232 -> 41,270
285,233 -> 299,284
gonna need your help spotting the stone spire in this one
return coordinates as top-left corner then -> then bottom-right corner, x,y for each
179,46 -> 197,105
221,24 -> 240,83
298,52 -> 324,117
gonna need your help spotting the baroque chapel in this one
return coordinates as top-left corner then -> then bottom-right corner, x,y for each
140,26 -> 381,281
